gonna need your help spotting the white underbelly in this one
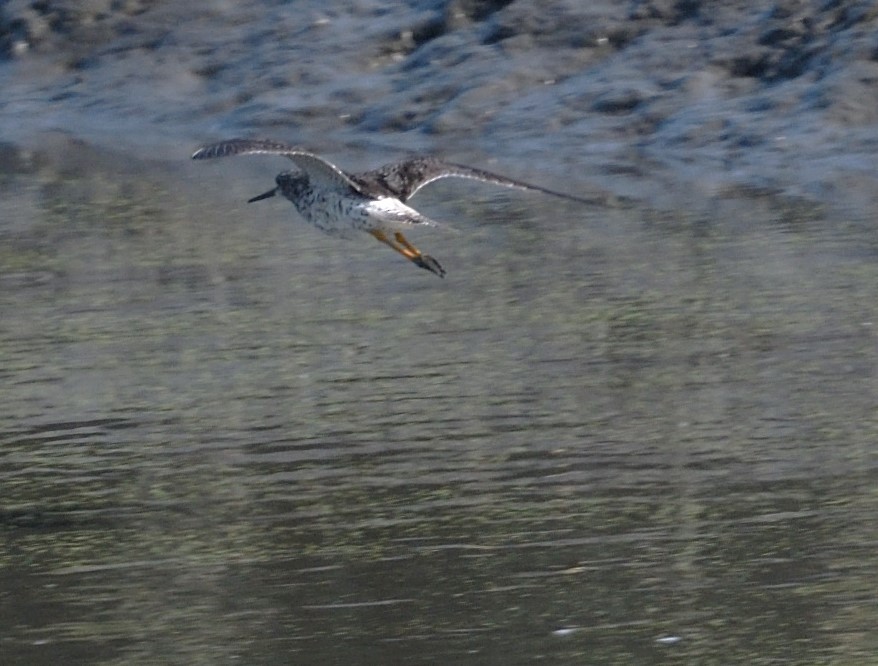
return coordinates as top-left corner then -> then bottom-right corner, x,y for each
293,194 -> 434,238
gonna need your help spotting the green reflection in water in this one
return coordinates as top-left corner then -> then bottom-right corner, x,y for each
1,143 -> 877,665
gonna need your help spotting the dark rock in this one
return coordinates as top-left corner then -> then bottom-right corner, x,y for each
448,0 -> 515,22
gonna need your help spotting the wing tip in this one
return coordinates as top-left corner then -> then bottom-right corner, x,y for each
191,143 -> 229,160
191,138 -> 252,161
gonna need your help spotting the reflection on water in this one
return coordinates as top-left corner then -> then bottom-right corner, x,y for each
1,145 -> 877,665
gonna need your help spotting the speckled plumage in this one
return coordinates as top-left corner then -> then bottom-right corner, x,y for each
192,138 -> 602,277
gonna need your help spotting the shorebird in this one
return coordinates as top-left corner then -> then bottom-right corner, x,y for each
192,138 -> 609,277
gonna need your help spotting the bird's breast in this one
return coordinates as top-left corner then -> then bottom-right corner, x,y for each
287,189 -> 374,237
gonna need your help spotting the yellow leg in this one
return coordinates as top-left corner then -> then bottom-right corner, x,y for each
369,230 -> 445,277
394,232 -> 422,256
370,229 -> 417,259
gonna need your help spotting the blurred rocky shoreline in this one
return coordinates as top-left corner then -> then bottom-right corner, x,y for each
1,0 -> 878,211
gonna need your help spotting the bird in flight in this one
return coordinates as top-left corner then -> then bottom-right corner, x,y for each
192,138 -> 611,277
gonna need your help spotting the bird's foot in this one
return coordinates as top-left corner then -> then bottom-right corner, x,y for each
413,254 -> 446,278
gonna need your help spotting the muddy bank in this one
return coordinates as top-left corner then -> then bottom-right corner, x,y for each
1,1 -> 878,210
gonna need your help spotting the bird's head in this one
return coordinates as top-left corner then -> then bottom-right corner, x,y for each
275,171 -> 310,198
247,170 -> 308,204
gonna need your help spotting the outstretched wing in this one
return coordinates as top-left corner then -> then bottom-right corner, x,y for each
354,156 -> 621,205
192,138 -> 364,195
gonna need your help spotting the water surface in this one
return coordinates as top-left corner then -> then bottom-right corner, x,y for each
1,147 -> 876,665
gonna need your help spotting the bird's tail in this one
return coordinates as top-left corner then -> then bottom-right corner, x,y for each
409,211 -> 460,234
370,199 -> 460,234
